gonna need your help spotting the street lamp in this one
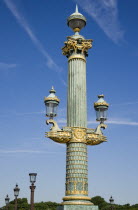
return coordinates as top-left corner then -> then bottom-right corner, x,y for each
44,86 -> 60,119
94,95 -> 109,124
29,173 -> 37,210
5,195 -> 10,210
45,5 -> 109,210
14,184 -> 20,210
109,196 -> 114,209
67,5 -> 86,33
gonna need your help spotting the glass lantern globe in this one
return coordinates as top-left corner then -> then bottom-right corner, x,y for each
14,184 -> 20,197
67,5 -> 86,32
5,195 -> 10,205
44,87 -> 60,119
29,173 -> 37,185
68,18 -> 86,32
94,95 -> 109,123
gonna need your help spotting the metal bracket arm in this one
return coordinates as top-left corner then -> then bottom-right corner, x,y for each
45,125 -> 107,145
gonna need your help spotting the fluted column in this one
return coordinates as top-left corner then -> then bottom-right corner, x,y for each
62,34 -> 92,206
63,52 -> 90,205
67,56 -> 87,127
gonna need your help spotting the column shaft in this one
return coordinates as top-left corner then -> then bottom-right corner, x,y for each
67,58 -> 87,127
64,55 -> 91,204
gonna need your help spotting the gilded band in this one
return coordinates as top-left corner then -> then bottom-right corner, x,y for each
63,196 -> 91,201
68,54 -> 86,62
61,202 -> 93,205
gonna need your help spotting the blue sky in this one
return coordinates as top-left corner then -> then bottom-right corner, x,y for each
0,0 -> 138,207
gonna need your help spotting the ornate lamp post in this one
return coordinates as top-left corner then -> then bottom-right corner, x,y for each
44,5 -> 109,210
109,196 -> 114,209
14,184 -> 20,210
29,173 -> 37,210
5,195 -> 10,210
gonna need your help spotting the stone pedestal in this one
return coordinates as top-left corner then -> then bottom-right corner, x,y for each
57,205 -> 99,210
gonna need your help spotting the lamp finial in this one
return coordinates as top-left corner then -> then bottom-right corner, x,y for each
75,4 -> 79,13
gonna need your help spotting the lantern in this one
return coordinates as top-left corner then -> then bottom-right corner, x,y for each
44,87 -> 60,119
94,95 -> 109,123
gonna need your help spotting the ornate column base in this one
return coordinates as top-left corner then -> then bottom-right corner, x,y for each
57,204 -> 99,210
57,196 -> 99,209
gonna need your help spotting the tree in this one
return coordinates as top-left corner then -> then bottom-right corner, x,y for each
91,196 -> 108,209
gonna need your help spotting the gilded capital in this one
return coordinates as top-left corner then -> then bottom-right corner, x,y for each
62,37 -> 93,58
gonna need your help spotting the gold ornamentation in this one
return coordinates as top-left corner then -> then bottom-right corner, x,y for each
71,128 -> 86,143
46,126 -> 107,145
65,181 -> 88,196
46,130 -> 71,144
62,37 -> 92,56
61,201 -> 93,205
66,152 -> 87,157
66,163 -> 87,166
66,167 -> 87,170
67,151 -> 87,154
63,196 -> 91,201
66,172 -> 88,175
86,133 -> 107,145
74,28 -> 80,32
94,101 -> 109,107
66,190 -> 88,195
44,96 -> 60,103
67,159 -> 88,161
66,176 -> 87,179
74,181 -> 77,191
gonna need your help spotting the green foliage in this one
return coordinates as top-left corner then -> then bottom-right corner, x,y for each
1,197 -> 138,210
91,196 -> 108,209
34,201 -> 59,210
91,196 -> 138,210
0,198 -> 59,210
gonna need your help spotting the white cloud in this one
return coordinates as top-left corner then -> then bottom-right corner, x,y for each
108,120 -> 138,126
111,102 -> 138,106
0,149 -> 63,154
74,0 -> 124,43
14,111 -> 45,116
88,119 -> 138,126
0,62 -> 17,70
3,0 -> 62,72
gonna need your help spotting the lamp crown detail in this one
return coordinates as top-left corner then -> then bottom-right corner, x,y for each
98,94 -> 104,98
44,87 -> 60,103
67,5 -> 86,33
49,86 -> 56,94
94,95 -> 109,107
44,86 -> 60,119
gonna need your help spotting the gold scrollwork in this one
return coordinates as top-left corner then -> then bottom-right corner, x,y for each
86,133 -> 107,145
46,130 -> 71,144
46,126 -> 107,145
